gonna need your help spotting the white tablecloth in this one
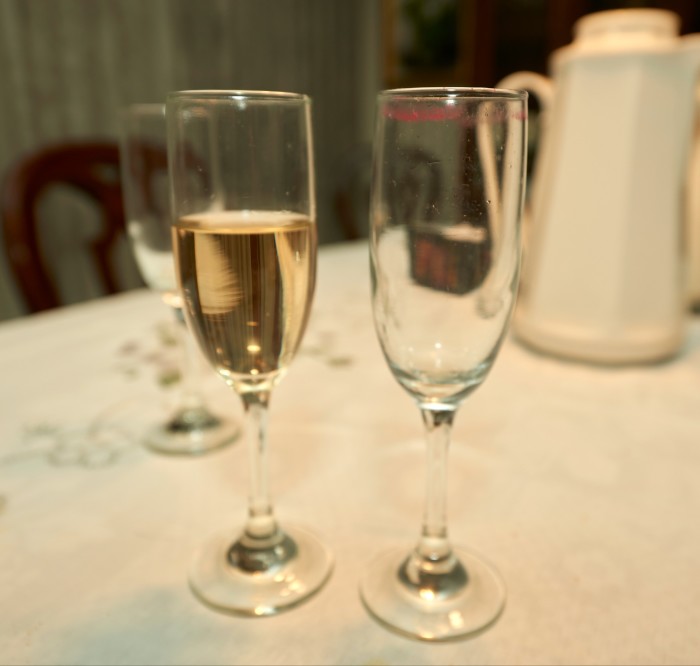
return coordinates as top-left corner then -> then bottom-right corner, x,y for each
1,240 -> 699,665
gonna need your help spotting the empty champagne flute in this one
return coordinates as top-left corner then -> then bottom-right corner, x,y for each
120,103 -> 239,455
361,88 -> 527,640
166,90 -> 332,614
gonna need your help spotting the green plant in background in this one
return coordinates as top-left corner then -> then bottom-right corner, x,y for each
400,0 -> 458,69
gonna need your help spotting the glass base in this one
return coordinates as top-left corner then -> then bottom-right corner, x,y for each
189,524 -> 333,616
144,406 -> 239,455
360,546 -> 505,641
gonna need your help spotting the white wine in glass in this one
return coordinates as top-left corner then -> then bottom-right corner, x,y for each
173,211 -> 315,389
362,87 -> 528,640
120,103 -> 239,455
167,90 -> 332,615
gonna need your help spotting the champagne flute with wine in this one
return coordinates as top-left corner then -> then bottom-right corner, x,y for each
166,90 -> 332,614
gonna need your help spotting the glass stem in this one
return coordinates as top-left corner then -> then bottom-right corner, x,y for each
418,407 -> 455,561
241,391 -> 277,539
171,304 -> 204,412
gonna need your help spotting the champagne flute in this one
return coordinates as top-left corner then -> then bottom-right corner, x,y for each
166,90 -> 332,614
361,88 -> 527,640
120,103 -> 239,455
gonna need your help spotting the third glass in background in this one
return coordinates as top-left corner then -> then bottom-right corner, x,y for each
120,103 -> 239,455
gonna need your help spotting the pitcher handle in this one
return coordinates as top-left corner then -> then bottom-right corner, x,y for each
496,72 -> 554,254
498,72 -> 554,111
497,71 -> 554,161
498,71 -> 554,153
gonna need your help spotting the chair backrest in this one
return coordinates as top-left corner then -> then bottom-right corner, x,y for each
1,141 -> 140,313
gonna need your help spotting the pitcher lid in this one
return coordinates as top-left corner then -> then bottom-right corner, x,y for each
553,8 -> 680,63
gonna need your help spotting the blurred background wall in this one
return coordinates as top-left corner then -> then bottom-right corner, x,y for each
0,0 -> 381,319
1,0 -> 698,320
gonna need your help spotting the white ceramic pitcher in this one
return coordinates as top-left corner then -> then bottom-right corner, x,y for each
499,8 -> 700,364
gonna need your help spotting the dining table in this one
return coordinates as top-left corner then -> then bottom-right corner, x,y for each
1,239 -> 699,666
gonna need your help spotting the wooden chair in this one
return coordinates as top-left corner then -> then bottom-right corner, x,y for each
1,141 -> 141,313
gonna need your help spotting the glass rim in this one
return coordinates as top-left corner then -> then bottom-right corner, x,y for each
378,86 -> 527,101
167,90 -> 310,103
